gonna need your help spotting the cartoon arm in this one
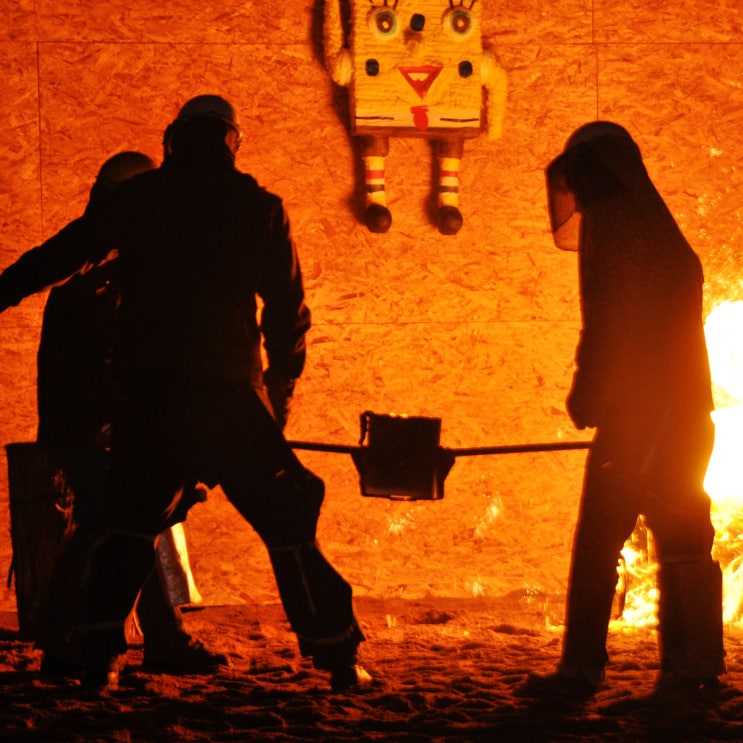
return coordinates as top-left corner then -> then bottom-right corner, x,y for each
323,0 -> 353,87
481,47 -> 507,140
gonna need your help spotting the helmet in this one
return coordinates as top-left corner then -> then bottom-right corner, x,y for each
165,95 -> 242,156
175,94 -> 241,135
564,121 -> 632,151
95,151 -> 156,190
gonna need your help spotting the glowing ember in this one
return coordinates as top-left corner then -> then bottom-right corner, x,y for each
473,497 -> 502,538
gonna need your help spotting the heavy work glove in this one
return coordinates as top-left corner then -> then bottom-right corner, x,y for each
566,372 -> 600,431
264,370 -> 296,431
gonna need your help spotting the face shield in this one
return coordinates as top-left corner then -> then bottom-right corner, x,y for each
546,121 -> 634,252
546,151 -> 581,251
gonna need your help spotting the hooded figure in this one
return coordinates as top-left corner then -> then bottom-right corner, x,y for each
37,152 -> 154,451
524,122 -> 725,700
35,152 -> 226,677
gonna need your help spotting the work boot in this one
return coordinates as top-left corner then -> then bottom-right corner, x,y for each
518,668 -> 599,701
654,670 -> 723,707
142,633 -> 228,675
39,652 -> 84,679
79,625 -> 129,689
40,619 -> 127,688
83,654 -> 126,689
329,663 -> 374,693
40,650 -> 124,689
305,632 -> 373,692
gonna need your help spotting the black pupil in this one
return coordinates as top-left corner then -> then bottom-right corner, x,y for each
453,13 -> 470,33
377,12 -> 395,33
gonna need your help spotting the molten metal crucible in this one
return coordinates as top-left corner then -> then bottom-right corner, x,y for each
287,411 -> 591,501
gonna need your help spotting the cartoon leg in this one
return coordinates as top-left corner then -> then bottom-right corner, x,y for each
359,135 -> 392,233
435,139 -> 465,235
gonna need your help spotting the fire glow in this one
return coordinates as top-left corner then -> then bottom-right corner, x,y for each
614,300 -> 743,629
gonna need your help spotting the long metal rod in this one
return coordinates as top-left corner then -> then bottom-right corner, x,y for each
287,440 -> 591,457
450,441 -> 590,456
287,441 -> 359,455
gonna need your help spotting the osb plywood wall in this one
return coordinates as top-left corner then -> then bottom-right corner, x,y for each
0,1 -> 741,609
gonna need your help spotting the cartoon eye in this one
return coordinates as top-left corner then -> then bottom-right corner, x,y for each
368,8 -> 399,38
444,9 -> 473,39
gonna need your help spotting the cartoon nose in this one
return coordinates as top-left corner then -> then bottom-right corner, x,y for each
410,14 -> 425,32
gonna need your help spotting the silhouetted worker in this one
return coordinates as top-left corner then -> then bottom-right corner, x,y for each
36,151 -> 226,676
523,121 -> 725,700
0,95 -> 368,691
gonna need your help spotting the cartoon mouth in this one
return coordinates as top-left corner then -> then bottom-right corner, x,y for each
397,65 -> 443,99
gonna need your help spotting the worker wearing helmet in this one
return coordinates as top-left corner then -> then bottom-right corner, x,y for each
522,122 -> 724,701
0,96 -> 368,691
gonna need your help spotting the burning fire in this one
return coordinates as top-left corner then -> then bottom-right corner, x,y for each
615,300 -> 743,628
705,300 -> 743,625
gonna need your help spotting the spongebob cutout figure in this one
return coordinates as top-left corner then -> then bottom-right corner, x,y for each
324,0 -> 507,234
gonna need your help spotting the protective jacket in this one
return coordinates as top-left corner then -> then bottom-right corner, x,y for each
37,261 -> 117,450
549,134 -> 713,437
0,147 -> 310,389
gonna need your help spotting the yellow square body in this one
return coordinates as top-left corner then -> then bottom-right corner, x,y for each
350,0 -> 485,138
